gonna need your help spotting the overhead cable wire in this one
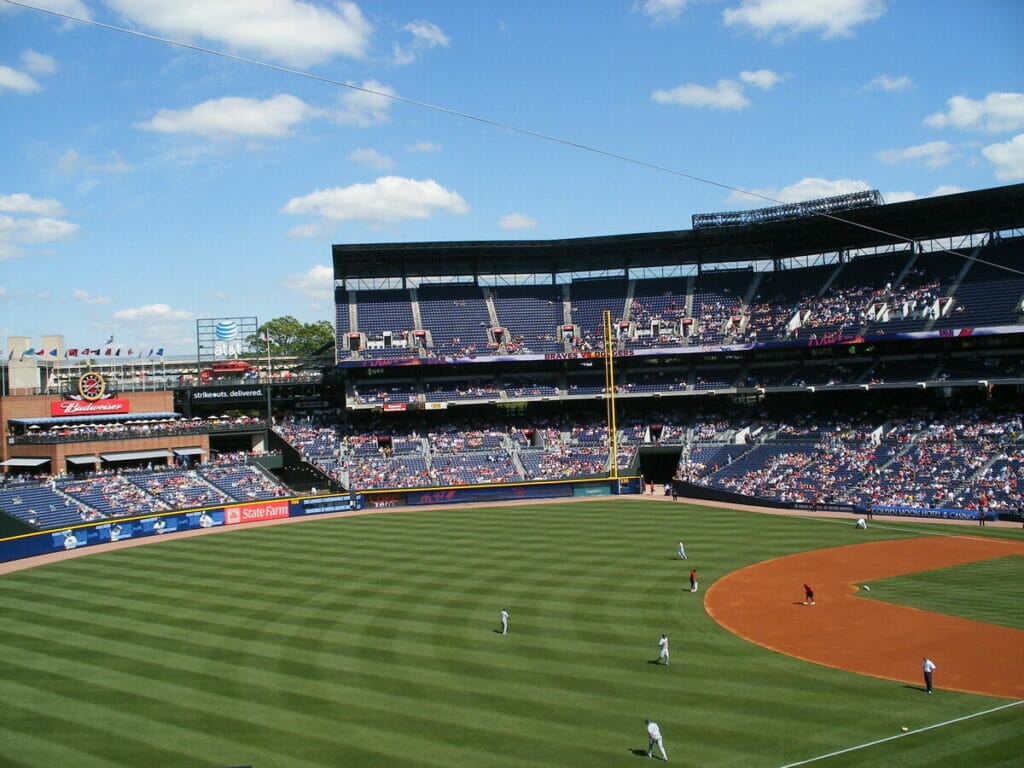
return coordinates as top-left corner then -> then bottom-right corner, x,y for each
5,0 -> 1021,275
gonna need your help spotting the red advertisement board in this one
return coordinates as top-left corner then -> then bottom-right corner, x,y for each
51,398 -> 130,416
224,500 -> 290,525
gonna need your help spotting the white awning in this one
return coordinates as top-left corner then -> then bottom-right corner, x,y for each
66,455 -> 100,465
100,449 -> 175,462
172,447 -> 206,456
0,457 -> 51,467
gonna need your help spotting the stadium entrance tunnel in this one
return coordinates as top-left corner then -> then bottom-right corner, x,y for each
636,446 -> 683,484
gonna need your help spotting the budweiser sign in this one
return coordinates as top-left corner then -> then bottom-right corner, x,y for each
51,399 -> 131,416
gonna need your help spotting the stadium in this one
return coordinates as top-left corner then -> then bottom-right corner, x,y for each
1,184 -> 1022,766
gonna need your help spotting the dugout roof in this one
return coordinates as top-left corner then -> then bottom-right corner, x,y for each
332,183 -> 1024,283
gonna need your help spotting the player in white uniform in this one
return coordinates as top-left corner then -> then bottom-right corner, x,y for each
645,719 -> 668,761
499,608 -> 509,635
676,541 -> 687,559
658,634 -> 669,666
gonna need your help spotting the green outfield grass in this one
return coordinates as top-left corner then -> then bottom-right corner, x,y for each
859,555 -> 1024,630
0,499 -> 1021,767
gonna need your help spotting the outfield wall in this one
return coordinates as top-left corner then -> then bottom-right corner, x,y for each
0,476 -> 639,564
673,480 -> 1005,522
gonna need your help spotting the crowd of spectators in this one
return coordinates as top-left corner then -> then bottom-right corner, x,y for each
0,452 -> 288,529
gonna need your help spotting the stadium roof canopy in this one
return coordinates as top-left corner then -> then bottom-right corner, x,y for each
333,183 -> 1024,283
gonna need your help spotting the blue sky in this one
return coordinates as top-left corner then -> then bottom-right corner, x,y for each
2,0 -> 1023,355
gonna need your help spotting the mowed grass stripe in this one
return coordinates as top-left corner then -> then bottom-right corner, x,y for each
0,640 -> 587,767
1,500 -> 1020,767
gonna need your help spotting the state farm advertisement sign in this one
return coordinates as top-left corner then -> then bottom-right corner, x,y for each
224,500 -> 290,526
51,398 -> 130,416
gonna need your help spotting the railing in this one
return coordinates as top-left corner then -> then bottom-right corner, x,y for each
9,420 -> 267,444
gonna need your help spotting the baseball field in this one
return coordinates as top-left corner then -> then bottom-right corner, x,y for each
0,497 -> 1021,767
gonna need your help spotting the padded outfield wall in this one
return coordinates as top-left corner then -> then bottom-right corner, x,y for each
0,477 -> 640,564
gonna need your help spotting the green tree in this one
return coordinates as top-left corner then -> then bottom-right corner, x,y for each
250,316 -> 335,357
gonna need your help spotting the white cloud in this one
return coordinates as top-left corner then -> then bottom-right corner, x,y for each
104,0 -> 372,67
876,141 -> 954,169
287,220 -> 337,239
739,69 -> 785,90
282,176 -> 469,226
135,94 -> 315,137
335,81 -> 395,127
925,93 -> 1024,133
393,20 -> 450,65
347,148 -> 395,170
407,140 -> 441,154
0,65 -> 41,94
0,48 -> 59,94
1,216 -> 78,243
56,149 -> 133,175
73,289 -> 111,305
0,193 -> 65,216
0,215 -> 79,260
112,303 -> 193,321
723,0 -> 885,39
284,264 -> 334,300
7,0 -> 92,18
982,134 -> 1024,181
726,177 -> 872,205
19,51 -> 55,78
883,185 -> 967,204
635,0 -> 690,23
652,79 -> 750,110
864,74 -> 912,92
20,49 -> 57,75
499,213 -> 538,230
882,191 -> 917,204
653,69 -> 785,110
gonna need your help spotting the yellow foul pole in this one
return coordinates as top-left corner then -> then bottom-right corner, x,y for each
603,310 -> 618,479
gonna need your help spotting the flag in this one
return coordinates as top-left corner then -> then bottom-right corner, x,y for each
147,349 -> 154,357
6,350 -> 12,360
48,349 -> 58,356
104,335 -> 114,344
35,349 -> 46,356
21,348 -> 35,358
104,348 -> 113,356
155,348 -> 164,356
115,348 -> 121,356
67,349 -> 78,358
127,348 -> 133,356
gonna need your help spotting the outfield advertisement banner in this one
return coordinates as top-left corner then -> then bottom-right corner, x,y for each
225,500 -> 290,525
574,485 -> 611,497
40,510 -> 226,557
869,505 -> 980,520
295,494 -> 364,516
407,483 -> 574,506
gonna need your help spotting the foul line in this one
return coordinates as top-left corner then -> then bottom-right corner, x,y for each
776,699 -> 1024,767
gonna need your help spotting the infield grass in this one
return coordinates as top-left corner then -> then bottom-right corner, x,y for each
859,554 -> 1024,630
0,499 -> 1020,767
